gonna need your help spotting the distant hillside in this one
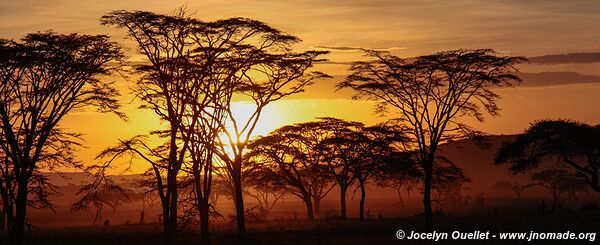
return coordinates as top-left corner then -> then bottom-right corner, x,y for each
43,172 -> 143,186
438,134 -> 557,194
43,135 -> 557,193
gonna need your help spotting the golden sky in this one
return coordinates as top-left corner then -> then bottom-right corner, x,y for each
2,0 -> 600,172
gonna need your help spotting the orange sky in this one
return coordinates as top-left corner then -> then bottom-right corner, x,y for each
2,0 -> 600,172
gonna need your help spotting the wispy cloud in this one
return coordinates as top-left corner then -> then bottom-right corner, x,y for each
519,72 -> 600,87
313,45 -> 406,52
529,52 -> 600,64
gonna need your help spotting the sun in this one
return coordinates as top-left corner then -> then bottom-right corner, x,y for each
227,101 -> 289,141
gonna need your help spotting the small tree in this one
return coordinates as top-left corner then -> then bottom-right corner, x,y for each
495,119 -> 600,193
348,125 -> 412,220
246,121 -> 336,220
375,153 -> 419,205
339,49 -> 524,229
0,32 -> 123,244
429,164 -> 470,209
530,169 -> 587,212
245,169 -> 286,218
492,181 -> 535,200
317,118 -> 365,219
511,183 -> 536,200
72,184 -> 130,224
210,47 -> 328,233
97,10 -> 205,241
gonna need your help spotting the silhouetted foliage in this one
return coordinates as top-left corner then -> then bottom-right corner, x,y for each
430,164 -> 470,209
495,119 -> 600,193
530,169 -> 588,212
96,9 -> 206,241
208,38 -> 328,233
375,161 -> 420,205
0,31 -> 123,244
72,183 -> 132,225
492,181 -> 536,200
244,169 -> 286,219
316,118 -> 365,219
339,49 -> 525,229
91,8 -> 328,241
246,120 -> 337,220
249,118 -> 415,220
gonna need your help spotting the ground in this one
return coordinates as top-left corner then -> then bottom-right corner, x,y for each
3,208 -> 599,245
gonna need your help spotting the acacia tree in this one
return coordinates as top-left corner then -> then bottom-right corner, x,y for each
185,108 -> 225,243
244,169 -> 286,218
317,118 -> 365,219
0,32 -> 123,244
510,183 -> 535,200
495,119 -> 600,193
429,164 -> 469,209
352,125 -> 412,220
209,46 -> 328,233
530,169 -> 587,212
491,181 -> 535,200
375,152 -> 418,205
72,184 -> 130,225
94,10 -> 206,242
246,122 -> 336,220
339,49 -> 524,229
95,9 -> 327,238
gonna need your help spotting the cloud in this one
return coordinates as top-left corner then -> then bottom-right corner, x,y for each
284,75 -> 355,100
292,73 -> 600,100
528,52 -> 600,64
313,45 -> 406,52
519,72 -> 600,87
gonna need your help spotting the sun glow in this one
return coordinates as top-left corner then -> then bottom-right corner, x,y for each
226,101 -> 288,143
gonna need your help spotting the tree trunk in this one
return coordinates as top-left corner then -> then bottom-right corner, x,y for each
423,163 -> 433,230
303,196 -> 314,220
312,197 -> 320,219
139,210 -> 145,225
232,163 -> 246,234
168,183 -> 178,243
396,188 -> 405,206
0,208 -> 5,231
162,173 -> 179,244
359,180 -> 366,220
8,180 -> 28,245
199,201 -> 210,244
163,125 -> 179,244
340,185 -> 347,219
161,198 -> 172,243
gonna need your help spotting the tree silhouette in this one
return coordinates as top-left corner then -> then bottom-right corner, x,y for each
246,121 -> 337,220
353,125 -> 412,220
249,118 -> 411,220
72,184 -> 131,224
0,32 -> 123,244
206,37 -> 328,233
430,164 -> 469,209
244,169 -> 286,218
339,49 -> 524,229
97,9 -> 206,242
316,118 -> 365,219
375,153 -> 419,205
495,119 -> 600,193
96,8 -> 327,238
530,169 -> 587,212
492,181 -> 535,200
